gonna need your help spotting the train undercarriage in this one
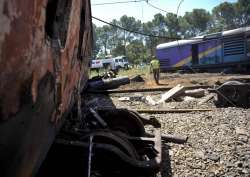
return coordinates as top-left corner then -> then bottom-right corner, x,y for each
36,108 -> 162,177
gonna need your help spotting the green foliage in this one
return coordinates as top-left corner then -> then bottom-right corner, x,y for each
111,42 -> 125,56
165,13 -> 179,38
95,25 -> 112,55
92,23 -> 100,58
184,9 -> 211,35
212,2 -> 237,30
235,0 -> 250,26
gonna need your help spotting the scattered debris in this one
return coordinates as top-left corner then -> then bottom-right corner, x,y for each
235,127 -> 249,143
210,80 -> 250,108
130,75 -> 145,82
235,127 -> 249,136
90,70 -> 117,81
238,135 -> 248,143
183,96 -> 196,101
157,84 -> 185,104
118,97 -> 131,101
118,95 -> 144,102
84,73 -> 250,177
207,153 -> 220,162
145,96 -> 157,105
198,93 -> 215,105
88,76 -> 130,90
160,134 -> 188,144
102,70 -> 117,79
184,88 -> 205,98
195,150 -> 206,160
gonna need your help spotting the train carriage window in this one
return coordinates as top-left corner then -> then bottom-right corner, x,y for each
45,0 -> 72,48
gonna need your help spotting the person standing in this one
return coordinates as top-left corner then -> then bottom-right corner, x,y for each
150,56 -> 160,84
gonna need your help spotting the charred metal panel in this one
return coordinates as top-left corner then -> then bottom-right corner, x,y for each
0,0 -> 92,176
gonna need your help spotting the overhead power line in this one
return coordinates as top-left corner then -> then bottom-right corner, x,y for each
146,2 -> 168,13
177,0 -> 184,16
92,16 -> 187,40
92,0 -> 150,6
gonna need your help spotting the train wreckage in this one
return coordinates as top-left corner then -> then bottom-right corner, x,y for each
0,1 -> 168,177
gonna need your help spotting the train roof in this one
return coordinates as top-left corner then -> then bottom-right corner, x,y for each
156,39 -> 202,50
157,26 -> 250,50
222,26 -> 250,36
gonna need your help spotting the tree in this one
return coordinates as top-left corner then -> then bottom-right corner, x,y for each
235,0 -> 250,26
165,13 -> 180,38
92,23 -> 101,58
178,16 -> 192,37
109,19 -> 120,52
95,25 -> 111,55
184,9 -> 211,36
111,42 -> 125,57
93,0 -> 249,64
143,21 -> 158,56
119,15 -> 141,55
212,2 -> 237,30
152,13 -> 167,35
126,40 -> 147,64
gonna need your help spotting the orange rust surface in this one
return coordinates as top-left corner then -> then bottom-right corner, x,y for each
0,0 -> 92,121
0,0 -> 92,177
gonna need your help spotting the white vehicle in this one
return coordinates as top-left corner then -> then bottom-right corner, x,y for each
113,56 -> 129,69
102,56 -> 129,70
90,59 -> 103,69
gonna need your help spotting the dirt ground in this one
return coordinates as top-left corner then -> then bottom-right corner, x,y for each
118,72 -> 250,89
85,72 -> 250,177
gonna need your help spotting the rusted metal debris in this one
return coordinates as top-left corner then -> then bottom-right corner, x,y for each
161,134 -> 188,144
210,80 -> 250,108
43,108 -> 164,177
0,0 -> 92,177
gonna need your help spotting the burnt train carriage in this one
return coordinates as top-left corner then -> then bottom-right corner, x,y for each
0,0 -> 92,177
156,27 -> 250,72
0,1 -> 163,177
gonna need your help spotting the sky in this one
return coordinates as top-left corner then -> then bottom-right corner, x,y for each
91,0 -> 237,26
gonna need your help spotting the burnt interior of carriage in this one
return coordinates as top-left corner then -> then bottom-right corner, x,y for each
45,0 -> 72,47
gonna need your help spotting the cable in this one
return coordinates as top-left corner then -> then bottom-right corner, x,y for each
92,16 -> 182,40
176,0 -> 184,16
146,2 -> 168,13
92,0 -> 149,6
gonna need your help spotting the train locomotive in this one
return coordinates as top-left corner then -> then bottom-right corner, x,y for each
156,27 -> 250,72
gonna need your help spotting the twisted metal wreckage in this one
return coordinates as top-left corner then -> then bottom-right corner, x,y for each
0,1 -> 170,177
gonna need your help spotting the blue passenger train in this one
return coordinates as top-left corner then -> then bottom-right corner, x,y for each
156,27 -> 250,72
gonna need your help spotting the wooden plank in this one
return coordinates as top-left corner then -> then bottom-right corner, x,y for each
157,84 -> 185,104
198,93 -> 215,105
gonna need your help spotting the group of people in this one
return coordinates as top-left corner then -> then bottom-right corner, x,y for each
150,56 -> 160,85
